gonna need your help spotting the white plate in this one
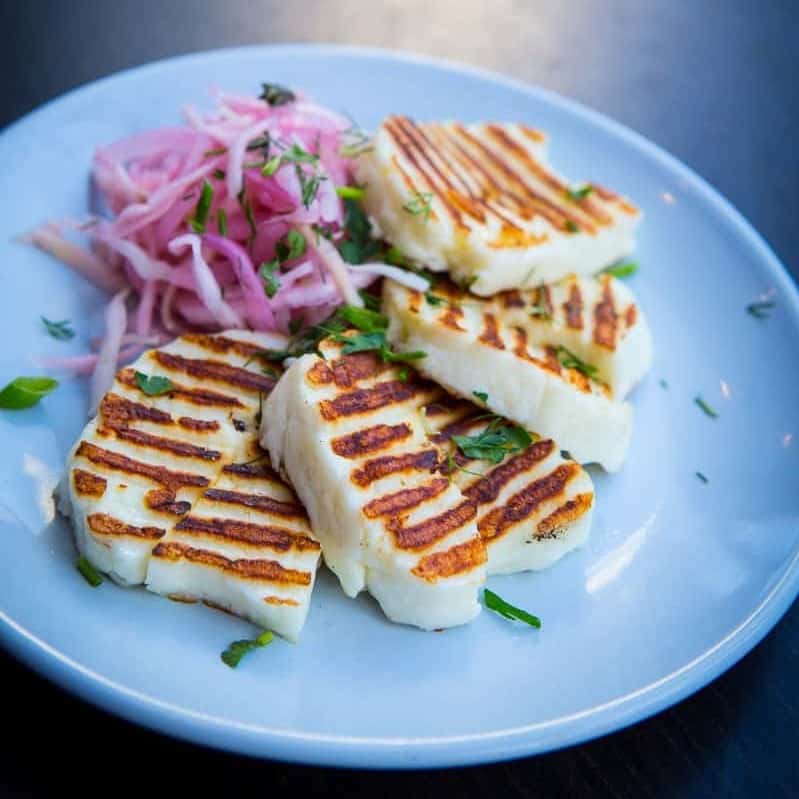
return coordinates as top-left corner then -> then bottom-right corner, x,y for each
1,45 -> 798,768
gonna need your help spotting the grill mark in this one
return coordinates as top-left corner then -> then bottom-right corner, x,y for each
625,304 -> 638,328
332,423 -> 412,458
411,538 -> 487,582
564,282 -> 584,330
99,393 -> 173,427
362,477 -> 450,519
386,117 -> 465,230
223,461 -> 284,482
307,361 -> 333,385
422,393 -> 464,417
174,516 -> 319,552
441,304 -> 466,331
537,492 -> 593,537
107,427 -> 222,461
264,595 -> 300,607
520,125 -> 546,143
180,334 -> 277,361
118,368 -> 243,408
351,449 -> 440,487
153,351 -> 275,394
430,413 -> 486,445
202,488 -> 306,520
75,441 -> 210,489
484,125 -> 606,229
594,277 -> 619,349
87,512 -> 165,540
178,417 -> 220,432
478,312 -> 505,349
463,439 -> 556,504
72,469 -> 106,498
319,379 -> 424,421
477,463 -> 579,542
512,326 -> 535,362
329,352 -> 383,388
144,487 -> 191,516
151,542 -> 312,585
409,290 -> 422,314
501,290 -> 525,308
388,499 -> 477,550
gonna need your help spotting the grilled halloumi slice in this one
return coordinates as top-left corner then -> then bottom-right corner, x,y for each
354,117 -> 640,295
421,397 -> 594,575
383,279 -> 634,472
59,331 -> 284,586
145,458 -> 321,642
261,340 -> 488,630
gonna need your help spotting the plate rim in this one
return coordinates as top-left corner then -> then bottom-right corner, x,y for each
2,42 -> 798,769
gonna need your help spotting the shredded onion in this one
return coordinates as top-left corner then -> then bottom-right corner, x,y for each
89,289 -> 129,413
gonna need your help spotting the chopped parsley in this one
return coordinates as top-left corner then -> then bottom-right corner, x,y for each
238,190 -> 257,246
402,191 -> 434,222
296,164 -> 325,209
0,376 -> 58,409
335,185 -> 366,200
695,471 -> 709,484
331,306 -> 425,363
276,229 -> 307,262
77,556 -> 102,587
259,83 -> 295,106
746,300 -> 775,319
259,261 -> 281,298
216,208 -> 228,236
604,261 -> 639,279
564,220 -> 579,233
261,155 -> 282,176
188,180 -> 214,233
358,289 -> 382,312
529,303 -> 552,321
555,346 -> 598,379
694,395 -> 718,419
221,630 -> 274,668
484,589 -> 541,629
567,185 -> 593,201
384,246 -> 412,267
473,391 -> 488,403
452,418 -> 532,464
337,306 -> 388,332
134,372 -> 174,396
397,367 -> 409,383
338,198 -> 380,264
41,317 -> 74,341
425,293 -> 448,307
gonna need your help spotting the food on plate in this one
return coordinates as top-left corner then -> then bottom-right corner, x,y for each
146,458 -> 321,643
261,337 -> 488,630
57,330 -> 284,585
383,278 -> 643,471
353,116 -> 640,295
422,396 -> 595,575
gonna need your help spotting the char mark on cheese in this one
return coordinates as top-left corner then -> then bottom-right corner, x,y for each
202,487 -> 307,519
307,352 -> 383,388
174,516 -> 319,552
145,487 -> 192,516
362,477 -> 450,519
72,468 -> 107,498
103,426 -> 222,461
117,368 -> 244,408
536,492 -> 594,537
180,333 -> 278,361
75,441 -> 210,489
153,351 -> 275,394
593,276 -> 619,349
387,499 -> 477,550
332,423 -> 412,458
87,512 -> 165,540
99,393 -> 173,427
151,541 -> 313,585
477,463 -> 580,541
463,439 -> 556,504
222,460 -> 283,481
350,449 -> 440,487
318,379 -> 426,421
411,538 -> 488,581
478,312 -> 506,349
564,282 -> 584,330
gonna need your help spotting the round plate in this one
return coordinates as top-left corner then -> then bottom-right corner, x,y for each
1,45 -> 798,769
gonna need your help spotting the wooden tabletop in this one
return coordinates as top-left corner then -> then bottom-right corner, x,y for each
3,1 -> 798,796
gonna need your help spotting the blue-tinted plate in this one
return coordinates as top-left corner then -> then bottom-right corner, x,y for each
1,45 -> 797,769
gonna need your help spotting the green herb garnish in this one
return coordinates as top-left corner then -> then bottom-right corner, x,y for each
338,198 -> 381,265
77,556 -> 103,587
604,261 -> 639,279
694,395 -> 718,419
41,317 -> 74,341
555,346 -> 598,379
473,391 -> 488,403
212,168 -> 226,181
216,208 -> 228,236
567,185 -> 593,201
746,300 -> 775,319
221,630 -> 274,668
336,185 -> 366,200
261,155 -> 282,176
484,589 -> 541,628
0,376 -> 58,409
452,418 -> 532,464
397,367 -> 409,383
275,229 -> 306,262
237,190 -> 257,246
188,180 -> 214,234
564,220 -> 579,233
425,293 -> 448,307
529,303 -> 552,321
134,372 -> 174,396
259,83 -> 295,106
358,289 -> 382,312
259,261 -> 281,298
337,306 -> 388,332
695,471 -> 709,484
402,191 -> 434,222
296,165 -> 325,209
384,246 -> 411,267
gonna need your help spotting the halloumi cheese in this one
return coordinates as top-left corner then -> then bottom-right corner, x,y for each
261,340 -> 488,630
422,395 -> 594,574
354,116 -> 640,295
383,279 -> 636,471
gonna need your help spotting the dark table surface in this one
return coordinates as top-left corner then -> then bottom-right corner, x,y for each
3,1 -> 798,796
